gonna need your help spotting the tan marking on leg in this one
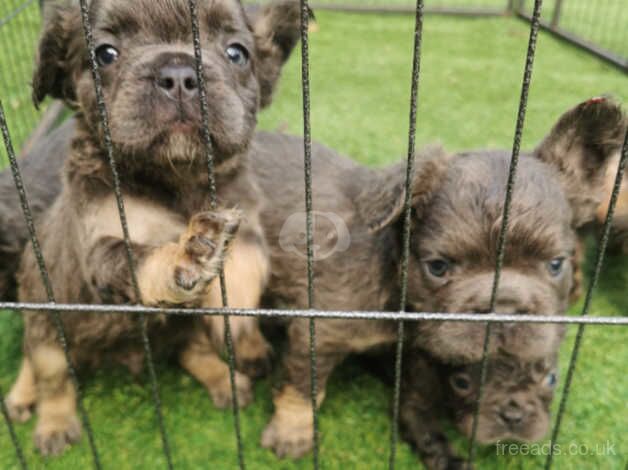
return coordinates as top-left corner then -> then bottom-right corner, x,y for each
6,357 -> 37,423
261,385 -> 325,459
202,237 -> 272,377
179,330 -> 252,409
31,345 -> 81,456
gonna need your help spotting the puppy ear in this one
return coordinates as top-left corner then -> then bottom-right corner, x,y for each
534,97 -> 627,227
252,0 -> 308,108
32,2 -> 84,108
359,144 -> 450,233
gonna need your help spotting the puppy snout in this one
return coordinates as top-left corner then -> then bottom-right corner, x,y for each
157,65 -> 198,101
498,400 -> 525,428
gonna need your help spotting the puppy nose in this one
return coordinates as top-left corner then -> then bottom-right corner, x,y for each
499,400 -> 525,427
157,65 -> 198,101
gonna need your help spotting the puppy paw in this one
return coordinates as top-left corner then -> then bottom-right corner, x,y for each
261,415 -> 314,459
174,210 -> 241,294
235,331 -> 273,379
208,371 -> 253,409
424,455 -> 471,470
5,395 -> 34,423
34,414 -> 82,456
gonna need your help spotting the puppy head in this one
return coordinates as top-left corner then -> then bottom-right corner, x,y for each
33,0 -> 302,165
447,350 -> 560,444
361,98 -> 625,362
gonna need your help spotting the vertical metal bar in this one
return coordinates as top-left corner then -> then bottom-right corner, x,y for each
0,387 -> 28,470
186,1 -> 245,468
76,1 -> 173,467
389,1 -> 424,469
545,129 -> 628,470
0,101 -> 102,469
550,0 -> 563,28
466,0 -> 543,466
298,1 -> 319,468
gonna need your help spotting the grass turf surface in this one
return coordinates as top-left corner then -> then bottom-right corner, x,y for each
1,7 -> 627,470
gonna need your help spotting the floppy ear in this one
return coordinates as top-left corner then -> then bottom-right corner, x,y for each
252,0 -> 309,108
358,144 -> 450,233
534,97 -> 627,227
32,2 -> 84,108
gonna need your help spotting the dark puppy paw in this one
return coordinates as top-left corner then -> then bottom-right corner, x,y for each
235,329 -> 274,379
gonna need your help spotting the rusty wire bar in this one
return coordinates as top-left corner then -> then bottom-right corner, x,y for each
298,1 -> 320,467
466,0 -> 543,466
389,1 -> 425,469
187,1 -> 245,468
545,129 -> 628,470
0,101 -> 102,469
0,387 -> 28,470
76,0 -> 173,467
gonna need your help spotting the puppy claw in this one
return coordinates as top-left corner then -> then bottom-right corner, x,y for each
261,417 -> 314,459
208,371 -> 253,409
34,414 -> 81,456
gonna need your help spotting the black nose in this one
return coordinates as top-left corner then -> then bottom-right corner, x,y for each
499,401 -> 524,427
157,65 -> 198,101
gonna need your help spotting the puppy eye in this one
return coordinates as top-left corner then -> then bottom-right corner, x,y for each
450,373 -> 472,395
545,372 -> 558,388
226,43 -> 249,66
95,44 -> 120,67
547,257 -> 565,277
426,259 -> 450,278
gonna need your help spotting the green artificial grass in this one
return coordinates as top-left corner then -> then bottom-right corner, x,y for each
1,7 -> 627,470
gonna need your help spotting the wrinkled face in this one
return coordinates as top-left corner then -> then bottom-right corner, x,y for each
447,353 -> 558,443
35,0 -> 301,167
79,0 -> 258,163
409,152 -> 574,362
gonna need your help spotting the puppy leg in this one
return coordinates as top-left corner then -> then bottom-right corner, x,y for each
400,352 -> 468,470
30,345 -> 81,456
86,209 -> 240,306
205,234 -> 272,379
400,405 -> 468,470
261,319 -> 347,458
179,327 -> 253,409
6,357 -> 37,423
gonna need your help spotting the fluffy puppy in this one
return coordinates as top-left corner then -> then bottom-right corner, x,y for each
249,98 -> 626,457
0,120 -> 68,301
1,100 -> 624,456
4,0 -> 302,456
399,346 -> 562,470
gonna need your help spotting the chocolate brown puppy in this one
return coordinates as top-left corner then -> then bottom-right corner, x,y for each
249,98 -> 625,457
4,0 -> 302,456
399,346 -> 562,470
1,100 -> 624,456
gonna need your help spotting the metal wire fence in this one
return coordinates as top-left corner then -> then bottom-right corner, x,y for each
0,0 -> 627,469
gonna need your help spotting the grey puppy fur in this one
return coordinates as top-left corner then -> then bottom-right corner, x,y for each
2,98 -> 624,459
2,0 -> 303,456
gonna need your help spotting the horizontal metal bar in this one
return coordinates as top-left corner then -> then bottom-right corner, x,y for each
310,4 -> 507,17
515,11 -> 627,73
1,302 -> 627,325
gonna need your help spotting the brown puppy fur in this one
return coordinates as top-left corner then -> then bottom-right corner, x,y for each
399,345 -> 562,470
6,0 -> 302,456
248,98 -> 625,457
1,100 -> 624,456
